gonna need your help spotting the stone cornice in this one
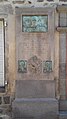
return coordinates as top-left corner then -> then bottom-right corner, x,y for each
57,5 -> 67,12
57,27 -> 67,32
15,7 -> 55,15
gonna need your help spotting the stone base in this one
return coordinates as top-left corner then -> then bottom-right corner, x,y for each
12,98 -> 58,119
59,100 -> 67,111
15,80 -> 55,98
59,111 -> 67,119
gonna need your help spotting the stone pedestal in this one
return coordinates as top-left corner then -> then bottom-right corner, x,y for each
12,80 -> 58,119
12,98 -> 58,119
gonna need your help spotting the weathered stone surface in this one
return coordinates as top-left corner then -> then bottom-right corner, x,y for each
57,27 -> 67,32
60,13 -> 67,27
0,97 -> 2,104
8,15 -> 16,93
3,96 -> 10,104
15,80 -> 55,98
0,4 -> 13,14
59,33 -> 66,63
47,0 -> 54,1
59,32 -> 66,99
59,100 -> 67,111
37,0 -> 44,2
59,111 -> 67,119
59,0 -> 67,1
12,98 -> 58,119
59,63 -> 66,79
60,79 -> 66,97
57,5 -> 67,13
0,114 -> 10,119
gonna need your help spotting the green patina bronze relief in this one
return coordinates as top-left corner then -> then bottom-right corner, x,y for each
43,61 -> 52,73
22,16 -> 48,32
18,59 -> 52,73
18,60 -> 27,73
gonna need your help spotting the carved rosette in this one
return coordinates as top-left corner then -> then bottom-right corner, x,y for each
28,56 -> 42,74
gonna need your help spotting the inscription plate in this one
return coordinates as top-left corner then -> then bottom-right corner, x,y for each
43,61 -> 52,73
22,16 -> 48,32
18,60 -> 27,73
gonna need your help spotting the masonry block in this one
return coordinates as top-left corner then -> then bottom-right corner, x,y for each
15,80 -> 55,98
59,100 -> 67,111
59,111 -> 67,119
0,115 -> 10,119
12,98 -> 58,119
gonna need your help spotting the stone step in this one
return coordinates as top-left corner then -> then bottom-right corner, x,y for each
59,100 -> 67,111
12,98 -> 58,119
59,111 -> 67,119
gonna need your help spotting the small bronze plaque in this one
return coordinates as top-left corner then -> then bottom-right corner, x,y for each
18,60 -> 27,73
43,61 -> 52,73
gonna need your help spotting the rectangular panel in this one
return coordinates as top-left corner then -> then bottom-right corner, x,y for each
15,80 -> 55,98
22,16 -> 48,32
0,20 -> 4,86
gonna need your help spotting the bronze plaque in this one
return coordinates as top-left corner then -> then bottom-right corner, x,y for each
18,60 -> 27,73
43,61 -> 52,73
22,16 -> 48,32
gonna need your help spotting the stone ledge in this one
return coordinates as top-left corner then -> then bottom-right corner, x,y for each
14,98 -> 57,102
57,27 -> 67,32
15,7 -> 55,15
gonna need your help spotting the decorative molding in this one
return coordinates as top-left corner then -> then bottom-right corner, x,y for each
57,5 -> 67,12
57,27 -> 67,32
